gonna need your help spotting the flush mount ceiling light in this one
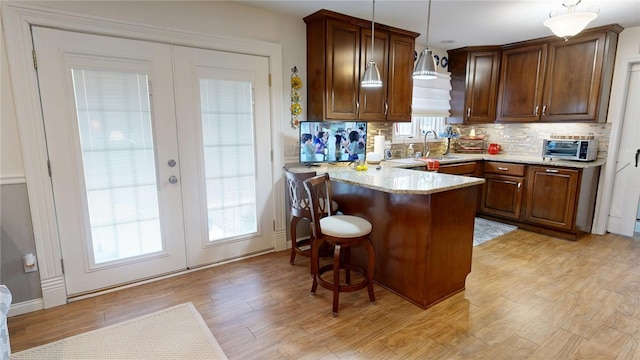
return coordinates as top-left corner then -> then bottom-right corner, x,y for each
543,0 -> 599,41
361,0 -> 383,88
413,0 -> 438,80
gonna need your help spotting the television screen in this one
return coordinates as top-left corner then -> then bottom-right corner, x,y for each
299,121 -> 367,163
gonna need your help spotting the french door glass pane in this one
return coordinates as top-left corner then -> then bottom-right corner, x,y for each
71,69 -> 162,264
200,79 -> 257,241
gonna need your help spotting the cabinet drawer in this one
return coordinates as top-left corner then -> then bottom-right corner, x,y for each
484,162 -> 525,176
438,162 -> 479,176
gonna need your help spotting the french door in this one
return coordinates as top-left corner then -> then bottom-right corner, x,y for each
32,27 -> 273,296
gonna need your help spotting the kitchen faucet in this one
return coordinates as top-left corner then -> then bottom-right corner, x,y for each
423,130 -> 438,157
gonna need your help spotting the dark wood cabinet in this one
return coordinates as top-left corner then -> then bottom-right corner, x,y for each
541,32 -> 607,122
479,162 -> 525,220
449,47 -> 500,124
438,161 -> 481,177
496,44 -> 547,122
304,10 -> 418,122
524,166 -> 579,230
496,25 -> 621,123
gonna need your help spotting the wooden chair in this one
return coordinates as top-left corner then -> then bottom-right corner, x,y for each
303,173 -> 376,316
283,168 -> 338,265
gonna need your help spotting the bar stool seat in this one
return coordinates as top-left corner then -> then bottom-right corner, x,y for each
304,173 -> 376,316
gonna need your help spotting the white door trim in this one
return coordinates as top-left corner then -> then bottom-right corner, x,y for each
2,2 -> 285,308
592,54 -> 640,235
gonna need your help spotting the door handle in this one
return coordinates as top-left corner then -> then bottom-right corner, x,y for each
169,175 -> 178,184
636,149 -> 639,167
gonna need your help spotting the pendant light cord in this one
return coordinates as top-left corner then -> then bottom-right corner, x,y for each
371,0 -> 376,58
425,0 -> 431,47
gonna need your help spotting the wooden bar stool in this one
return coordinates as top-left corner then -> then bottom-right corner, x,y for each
303,173 -> 375,316
283,168 -> 338,265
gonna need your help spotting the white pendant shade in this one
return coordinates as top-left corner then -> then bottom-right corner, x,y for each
361,60 -> 383,88
544,11 -> 597,39
413,49 -> 438,80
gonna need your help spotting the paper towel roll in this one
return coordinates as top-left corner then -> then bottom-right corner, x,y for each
373,135 -> 386,158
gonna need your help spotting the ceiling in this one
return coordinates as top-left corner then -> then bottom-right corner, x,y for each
232,0 -> 640,50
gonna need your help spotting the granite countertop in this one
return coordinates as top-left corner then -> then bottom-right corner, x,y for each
287,164 -> 485,195
383,154 -> 606,169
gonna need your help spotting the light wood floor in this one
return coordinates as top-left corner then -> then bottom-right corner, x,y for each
8,230 -> 640,359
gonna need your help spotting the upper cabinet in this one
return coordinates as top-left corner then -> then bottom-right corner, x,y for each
449,47 -> 500,124
450,25 -> 621,124
304,10 -> 419,122
496,25 -> 622,123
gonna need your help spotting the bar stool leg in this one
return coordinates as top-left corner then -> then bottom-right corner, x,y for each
310,237 -> 324,294
332,243 -> 342,317
344,246 -> 351,285
364,238 -> 376,304
289,216 -> 301,265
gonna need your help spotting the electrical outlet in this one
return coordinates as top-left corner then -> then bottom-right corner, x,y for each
23,253 -> 38,273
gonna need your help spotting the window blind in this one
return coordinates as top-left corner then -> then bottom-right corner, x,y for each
412,73 -> 452,117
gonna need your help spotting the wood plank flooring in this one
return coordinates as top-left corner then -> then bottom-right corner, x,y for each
8,230 -> 640,359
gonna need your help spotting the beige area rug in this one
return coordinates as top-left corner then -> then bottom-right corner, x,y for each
474,217 -> 517,246
11,303 -> 227,360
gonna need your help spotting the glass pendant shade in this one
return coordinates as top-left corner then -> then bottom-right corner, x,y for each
413,49 -> 438,80
543,12 -> 597,39
361,60 -> 383,88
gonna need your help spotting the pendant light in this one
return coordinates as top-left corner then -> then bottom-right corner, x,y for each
413,0 -> 438,80
543,0 -> 598,41
361,0 -> 383,88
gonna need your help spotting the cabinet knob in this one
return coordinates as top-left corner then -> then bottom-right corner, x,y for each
534,106 -> 539,116
542,105 -> 547,116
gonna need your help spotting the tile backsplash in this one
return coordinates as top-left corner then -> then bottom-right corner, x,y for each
366,122 -> 611,159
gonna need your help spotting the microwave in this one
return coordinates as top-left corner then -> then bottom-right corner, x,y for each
542,139 -> 598,161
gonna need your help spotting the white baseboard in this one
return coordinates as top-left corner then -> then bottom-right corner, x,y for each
7,298 -> 44,317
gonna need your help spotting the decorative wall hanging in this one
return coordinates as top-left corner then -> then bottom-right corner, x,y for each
290,66 -> 302,129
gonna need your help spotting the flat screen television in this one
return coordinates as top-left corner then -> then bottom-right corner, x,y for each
299,121 -> 367,164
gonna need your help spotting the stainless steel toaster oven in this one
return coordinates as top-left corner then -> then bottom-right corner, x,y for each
542,139 -> 598,161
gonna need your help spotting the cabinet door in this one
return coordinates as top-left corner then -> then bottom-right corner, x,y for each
525,166 -> 579,230
541,33 -> 606,122
326,19 -> 361,120
480,174 -> 524,220
359,27 -> 389,121
496,44 -> 547,122
465,50 -> 500,123
385,33 -> 415,122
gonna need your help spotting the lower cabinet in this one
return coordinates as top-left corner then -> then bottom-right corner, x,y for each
479,162 -> 525,220
524,166 -> 579,231
477,162 -> 600,241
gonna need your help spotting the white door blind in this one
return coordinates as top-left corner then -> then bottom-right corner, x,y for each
200,79 -> 258,241
72,68 -> 163,265
412,73 -> 452,117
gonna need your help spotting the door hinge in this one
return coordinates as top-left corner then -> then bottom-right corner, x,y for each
273,220 -> 275,231
60,259 -> 65,274
148,80 -> 152,95
32,49 -> 37,70
47,160 -> 52,177
269,74 -> 271,87
271,150 -> 273,162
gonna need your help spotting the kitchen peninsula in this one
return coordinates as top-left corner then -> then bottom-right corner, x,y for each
288,164 -> 485,309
